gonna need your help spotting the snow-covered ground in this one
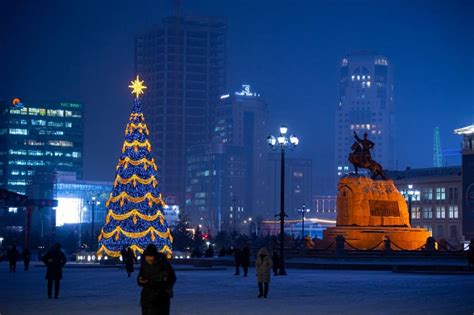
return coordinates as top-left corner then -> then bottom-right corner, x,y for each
0,263 -> 473,315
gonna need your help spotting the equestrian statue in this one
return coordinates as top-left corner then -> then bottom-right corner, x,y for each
348,131 -> 387,180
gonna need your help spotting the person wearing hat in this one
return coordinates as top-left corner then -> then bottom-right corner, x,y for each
137,244 -> 176,315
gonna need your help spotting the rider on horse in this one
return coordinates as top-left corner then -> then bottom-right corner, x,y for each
353,131 -> 374,164
349,131 -> 387,180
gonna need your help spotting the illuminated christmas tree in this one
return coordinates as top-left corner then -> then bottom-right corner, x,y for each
97,76 -> 173,258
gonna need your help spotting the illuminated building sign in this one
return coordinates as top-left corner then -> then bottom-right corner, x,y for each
235,85 -> 260,97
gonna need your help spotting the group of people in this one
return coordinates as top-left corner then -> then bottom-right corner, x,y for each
6,245 -> 31,272
6,243 -> 65,299
233,246 -> 282,298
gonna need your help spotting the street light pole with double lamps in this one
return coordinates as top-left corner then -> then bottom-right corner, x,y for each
404,185 -> 420,225
298,204 -> 310,243
267,125 -> 299,276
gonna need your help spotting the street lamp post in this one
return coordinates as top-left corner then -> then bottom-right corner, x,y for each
267,125 -> 299,276
89,196 -> 100,249
298,204 -> 310,243
404,185 -> 420,226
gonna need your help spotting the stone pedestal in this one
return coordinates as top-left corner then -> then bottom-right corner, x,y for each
323,175 -> 430,250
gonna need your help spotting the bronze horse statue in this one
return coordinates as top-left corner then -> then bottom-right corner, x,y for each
348,139 -> 387,180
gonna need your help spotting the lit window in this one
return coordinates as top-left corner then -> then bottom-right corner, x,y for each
411,207 -> 421,219
9,128 -> 28,135
31,119 -> 46,126
435,206 -> 445,219
47,109 -> 64,117
422,207 -> 433,219
48,140 -> 73,147
9,149 -> 27,155
448,205 -> 458,219
28,150 -> 44,156
48,122 -> 64,128
29,108 -> 46,116
435,188 -> 446,200
27,140 -> 45,146
422,188 -> 432,200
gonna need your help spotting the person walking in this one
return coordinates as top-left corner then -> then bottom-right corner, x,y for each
271,249 -> 280,276
233,248 -> 241,275
137,244 -> 176,315
241,246 -> 250,277
22,248 -> 31,271
256,247 -> 272,298
125,247 -> 137,278
7,245 -> 19,272
42,243 -> 67,299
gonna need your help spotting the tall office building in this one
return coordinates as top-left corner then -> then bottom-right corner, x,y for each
335,52 -> 395,181
0,101 -> 84,195
185,85 -> 269,232
135,16 -> 227,208
214,85 -> 269,217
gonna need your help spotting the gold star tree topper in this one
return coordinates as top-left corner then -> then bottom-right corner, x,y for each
128,75 -> 147,98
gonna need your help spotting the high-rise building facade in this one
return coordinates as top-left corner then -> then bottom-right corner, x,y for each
336,52 -> 395,181
185,85 -> 269,233
0,101 -> 84,195
267,154 -> 313,220
135,16 -> 227,208
214,85 -> 269,217
185,142 -> 245,232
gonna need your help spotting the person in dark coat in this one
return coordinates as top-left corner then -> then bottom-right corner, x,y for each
271,249 -> 280,276
241,246 -> 250,277
233,248 -> 241,275
7,245 -> 19,272
22,248 -> 31,271
137,244 -> 176,315
42,243 -> 66,299
125,247 -> 137,277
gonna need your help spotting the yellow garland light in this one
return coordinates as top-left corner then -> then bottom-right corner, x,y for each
116,157 -> 158,171
105,192 -> 165,207
113,174 -> 158,188
125,123 -> 150,136
99,226 -> 172,241
121,139 -> 151,153
97,244 -> 172,259
105,209 -> 165,224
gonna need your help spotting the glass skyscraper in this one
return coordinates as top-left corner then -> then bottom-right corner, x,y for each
0,100 -> 84,195
335,52 -> 395,181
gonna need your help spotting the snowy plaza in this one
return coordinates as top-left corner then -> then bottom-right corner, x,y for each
1,263 -> 473,315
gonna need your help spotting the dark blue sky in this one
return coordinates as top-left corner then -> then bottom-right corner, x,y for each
2,0 -> 473,192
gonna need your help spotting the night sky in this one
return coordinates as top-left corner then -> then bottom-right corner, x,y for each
2,0 -> 473,192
